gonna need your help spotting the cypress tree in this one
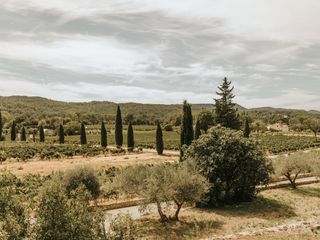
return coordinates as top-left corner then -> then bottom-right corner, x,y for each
180,100 -> 194,146
39,125 -> 45,143
59,124 -> 65,144
194,119 -> 201,140
214,77 -> 240,130
127,122 -> 134,151
21,126 -> 26,142
244,117 -> 251,138
11,121 -> 16,141
80,122 -> 87,145
101,121 -> 107,148
0,111 -> 3,141
156,122 -> 163,155
115,105 -> 123,148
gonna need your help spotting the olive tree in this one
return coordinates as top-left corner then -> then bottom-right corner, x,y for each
183,126 -> 273,206
114,163 -> 209,222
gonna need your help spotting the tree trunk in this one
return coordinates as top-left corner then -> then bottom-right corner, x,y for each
156,202 -> 168,222
173,201 -> 183,221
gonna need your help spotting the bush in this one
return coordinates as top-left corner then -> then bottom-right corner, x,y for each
63,166 -> 101,199
109,214 -> 138,240
183,126 -> 273,207
163,124 -> 173,131
0,152 -> 7,164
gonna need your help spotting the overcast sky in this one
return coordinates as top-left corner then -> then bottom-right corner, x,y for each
1,0 -> 320,109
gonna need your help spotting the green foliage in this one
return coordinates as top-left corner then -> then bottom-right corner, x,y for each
63,166 -> 101,199
59,124 -> 65,144
243,117 -> 251,138
127,122 -> 134,151
197,110 -> 215,133
101,121 -> 107,148
0,111 -> 3,141
64,121 -> 81,135
194,120 -> 201,140
306,118 -> 320,140
80,122 -> 87,145
214,77 -> 240,130
181,100 -> 194,147
115,162 -> 209,221
184,126 -> 273,206
0,151 -> 7,163
115,105 -> 123,148
109,214 -> 139,240
35,181 -> 105,240
11,120 -> 16,141
156,122 -> 164,155
39,125 -> 45,143
21,126 -> 27,142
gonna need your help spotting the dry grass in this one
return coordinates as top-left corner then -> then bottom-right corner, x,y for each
136,183 -> 320,239
0,150 -> 179,177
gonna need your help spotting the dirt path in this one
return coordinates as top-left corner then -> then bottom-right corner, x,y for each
0,150 -> 179,176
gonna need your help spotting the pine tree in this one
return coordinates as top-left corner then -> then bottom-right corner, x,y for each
115,105 -> 123,148
101,121 -> 107,148
181,100 -> 194,146
59,124 -> 65,144
11,121 -> 16,141
21,126 -> 26,141
244,117 -> 251,138
214,77 -> 240,130
194,119 -> 201,140
80,122 -> 87,145
39,125 -> 45,143
0,111 -> 3,141
156,122 -> 164,155
127,122 -> 134,151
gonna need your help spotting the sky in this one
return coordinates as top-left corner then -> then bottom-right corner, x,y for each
0,0 -> 320,109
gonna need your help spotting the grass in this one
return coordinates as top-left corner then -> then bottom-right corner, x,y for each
137,183 -> 320,239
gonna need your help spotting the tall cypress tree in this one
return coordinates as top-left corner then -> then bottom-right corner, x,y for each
214,77 -> 240,130
194,119 -> 201,140
59,124 -> 65,144
80,122 -> 87,145
115,105 -> 123,148
0,111 -> 3,141
156,122 -> 163,155
127,122 -> 134,151
21,126 -> 26,142
101,121 -> 107,148
180,100 -> 194,146
11,121 -> 16,141
39,125 -> 45,143
243,117 -> 251,138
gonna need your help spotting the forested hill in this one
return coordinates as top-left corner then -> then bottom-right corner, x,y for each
0,96 -> 318,128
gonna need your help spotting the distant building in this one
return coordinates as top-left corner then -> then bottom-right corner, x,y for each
267,123 -> 289,132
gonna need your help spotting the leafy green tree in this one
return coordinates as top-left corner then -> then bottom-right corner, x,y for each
115,106 -> 123,148
156,122 -> 163,155
21,126 -> 27,142
306,118 -> 320,141
243,117 -> 251,138
127,122 -> 134,151
115,162 -> 209,222
194,120 -> 201,140
80,122 -> 87,145
11,121 -> 16,141
59,124 -> 65,144
180,100 -> 194,147
39,125 -> 45,143
197,110 -> 215,133
214,77 -> 240,130
101,121 -> 107,148
183,126 -> 273,206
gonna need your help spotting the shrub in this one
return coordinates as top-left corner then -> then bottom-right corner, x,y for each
109,214 -> 138,240
183,126 -> 273,207
0,152 -> 7,164
63,167 -> 101,199
163,124 -> 173,131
